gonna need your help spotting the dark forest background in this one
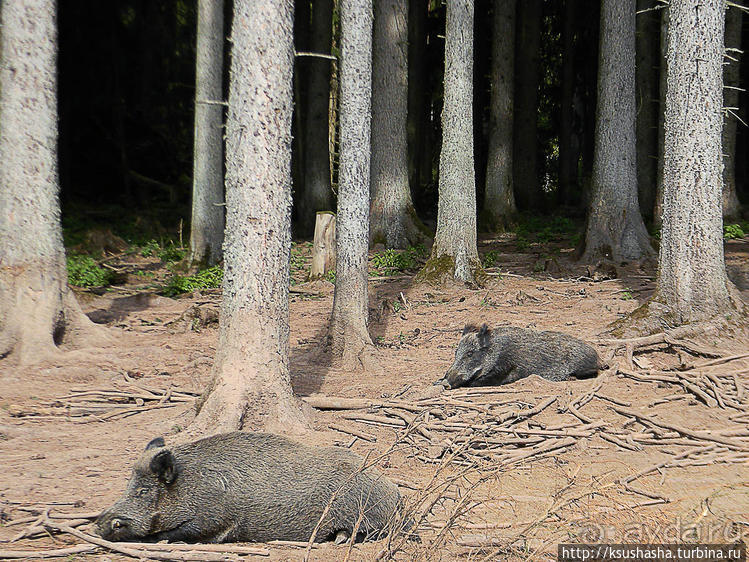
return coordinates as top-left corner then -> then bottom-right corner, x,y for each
57,1 -> 749,245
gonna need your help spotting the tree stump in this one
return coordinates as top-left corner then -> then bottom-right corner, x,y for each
308,212 -> 336,280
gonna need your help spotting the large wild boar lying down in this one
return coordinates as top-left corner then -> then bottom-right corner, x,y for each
97,432 -> 401,544
436,324 -> 601,389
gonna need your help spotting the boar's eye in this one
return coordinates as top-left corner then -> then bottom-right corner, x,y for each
135,487 -> 151,497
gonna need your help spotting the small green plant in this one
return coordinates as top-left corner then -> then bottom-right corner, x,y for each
371,246 -> 423,275
482,250 -> 499,268
516,236 -> 530,252
724,223 -> 746,240
325,270 -> 336,284
66,255 -> 113,287
140,239 -> 160,257
619,289 -> 634,301
135,270 -> 155,278
158,243 -> 186,262
163,265 -> 223,296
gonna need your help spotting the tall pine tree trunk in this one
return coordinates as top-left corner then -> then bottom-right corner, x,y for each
329,0 -> 375,370
654,5 -> 669,228
513,0 -> 543,211
419,0 -> 481,285
370,0 -> 426,248
299,0 -> 335,237
0,0 -> 102,365
482,0 -> 516,231
189,0 -> 225,267
190,0 -> 309,436
581,0 -> 653,263
635,0 -> 659,222
722,4 -> 743,220
650,0 -> 743,325
407,0 -> 428,196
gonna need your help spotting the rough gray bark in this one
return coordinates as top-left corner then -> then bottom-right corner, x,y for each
653,0 -> 742,325
581,0 -> 653,263
329,0 -> 375,369
370,0 -> 426,248
482,0 -> 516,231
654,5 -> 669,227
513,0 -> 543,211
189,0 -> 225,268
722,4 -> 743,220
635,0 -> 659,222
0,0 -> 101,364
299,0 -> 335,237
407,0 -> 428,193
190,0 -> 309,436
420,0 -> 481,285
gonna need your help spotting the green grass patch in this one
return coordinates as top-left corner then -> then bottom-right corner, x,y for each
163,265 -> 223,297
67,255 -> 114,287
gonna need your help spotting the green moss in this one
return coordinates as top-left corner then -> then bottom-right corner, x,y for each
415,254 -> 455,284
415,253 -> 486,287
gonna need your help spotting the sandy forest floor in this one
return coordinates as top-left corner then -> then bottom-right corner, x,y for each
1,233 -> 748,561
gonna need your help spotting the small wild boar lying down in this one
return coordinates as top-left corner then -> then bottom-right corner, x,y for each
436,324 -> 601,389
97,432 -> 402,544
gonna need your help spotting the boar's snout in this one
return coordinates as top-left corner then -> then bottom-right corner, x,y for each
96,509 -> 136,541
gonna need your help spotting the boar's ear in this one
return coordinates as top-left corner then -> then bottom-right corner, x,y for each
149,449 -> 177,485
462,324 -> 478,335
478,324 -> 491,348
145,437 -> 165,451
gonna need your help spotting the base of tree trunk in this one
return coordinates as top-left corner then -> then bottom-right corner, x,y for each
328,318 -> 377,372
369,203 -> 431,250
187,362 -> 311,438
478,207 -> 517,234
0,263 -> 108,364
415,254 -> 486,288
580,214 -> 654,264
608,287 -> 747,339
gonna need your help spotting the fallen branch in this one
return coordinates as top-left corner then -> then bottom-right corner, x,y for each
0,545 -> 99,559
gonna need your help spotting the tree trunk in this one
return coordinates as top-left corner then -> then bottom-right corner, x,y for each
370,0 -> 426,248
482,0 -> 516,232
651,0 -> 743,325
558,0 -> 578,207
581,0 -> 653,263
0,0 -> 102,365
407,0 -> 428,197
308,212 -> 336,280
299,0 -> 335,237
190,0 -> 309,436
189,0 -> 225,268
513,0 -> 543,211
722,4 -> 743,220
654,5 -> 668,228
329,0 -> 375,370
419,0 -> 481,285
635,0 -> 659,222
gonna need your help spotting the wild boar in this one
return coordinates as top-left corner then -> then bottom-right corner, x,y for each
437,324 -> 600,389
97,431 -> 401,544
